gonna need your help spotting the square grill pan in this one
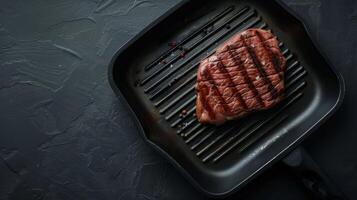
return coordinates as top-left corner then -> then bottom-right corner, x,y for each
109,0 -> 344,197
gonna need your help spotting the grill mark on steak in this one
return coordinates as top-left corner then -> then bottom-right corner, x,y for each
201,67 -> 232,114
215,56 -> 248,109
198,84 -> 215,120
240,34 -> 278,99
219,36 -> 276,53
226,45 -> 265,107
255,30 -> 283,80
199,72 -> 281,82
213,85 -> 280,106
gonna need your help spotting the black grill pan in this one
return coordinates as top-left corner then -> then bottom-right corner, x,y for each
108,0 -> 344,197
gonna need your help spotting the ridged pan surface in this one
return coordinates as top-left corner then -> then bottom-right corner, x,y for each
109,0 -> 344,197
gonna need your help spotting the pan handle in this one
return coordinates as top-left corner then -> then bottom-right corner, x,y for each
283,147 -> 347,200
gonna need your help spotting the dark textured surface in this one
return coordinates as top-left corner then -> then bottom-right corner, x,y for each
0,0 -> 356,199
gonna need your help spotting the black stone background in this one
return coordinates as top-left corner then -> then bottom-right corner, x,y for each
0,0 -> 356,199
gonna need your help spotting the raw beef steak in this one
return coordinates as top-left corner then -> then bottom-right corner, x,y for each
196,28 -> 286,125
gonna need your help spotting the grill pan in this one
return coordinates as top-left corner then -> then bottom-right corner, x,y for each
108,0 -> 345,197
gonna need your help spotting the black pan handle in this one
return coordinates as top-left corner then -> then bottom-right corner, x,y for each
283,147 -> 347,200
